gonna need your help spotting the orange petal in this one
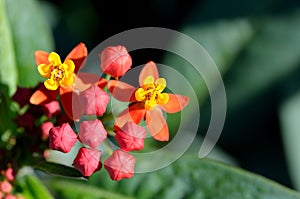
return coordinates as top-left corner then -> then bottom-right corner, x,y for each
60,86 -> 83,121
34,51 -> 49,65
29,84 -> 58,105
146,108 -> 169,141
114,103 -> 146,130
108,80 -> 136,102
65,43 -> 87,73
160,94 -> 189,113
139,61 -> 159,86
74,73 -> 104,92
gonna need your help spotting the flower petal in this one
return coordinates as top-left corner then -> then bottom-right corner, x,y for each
80,84 -> 110,116
100,45 -> 132,78
73,147 -> 102,177
49,123 -> 78,153
34,50 -> 49,65
160,94 -> 189,113
146,108 -> 169,141
60,86 -> 83,121
65,42 -> 87,72
63,59 -> 75,73
115,122 -> 146,152
79,119 -> 107,148
108,80 -> 136,102
139,61 -> 159,86
44,79 -> 59,90
48,52 -> 62,66
37,64 -> 51,78
74,73 -> 104,92
114,103 -> 146,130
29,84 -> 58,105
104,150 -> 135,181
42,100 -> 61,118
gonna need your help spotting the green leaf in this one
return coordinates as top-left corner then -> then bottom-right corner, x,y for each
5,0 -> 54,87
46,178 -> 136,199
34,161 -> 83,178
0,0 -> 17,95
17,168 -> 54,199
280,91 -> 300,190
226,10 -> 300,111
87,154 -> 300,199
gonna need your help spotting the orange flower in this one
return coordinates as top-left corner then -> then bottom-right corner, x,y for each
108,61 -> 189,141
29,43 -> 89,120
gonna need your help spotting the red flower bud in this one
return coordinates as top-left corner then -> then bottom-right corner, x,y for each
104,150 -> 135,181
4,194 -> 17,199
79,119 -> 107,148
42,100 -> 60,118
49,123 -> 77,153
100,46 -> 132,78
116,122 -> 146,152
0,180 -> 12,193
40,121 -> 54,140
4,168 -> 15,182
73,147 -> 102,177
80,84 -> 110,116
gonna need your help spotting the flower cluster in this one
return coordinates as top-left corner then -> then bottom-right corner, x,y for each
26,43 -> 189,181
0,166 -> 23,199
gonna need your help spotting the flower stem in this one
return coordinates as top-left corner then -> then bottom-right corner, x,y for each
103,139 -> 113,155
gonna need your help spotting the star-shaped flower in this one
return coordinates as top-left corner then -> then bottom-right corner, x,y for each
108,61 -> 189,141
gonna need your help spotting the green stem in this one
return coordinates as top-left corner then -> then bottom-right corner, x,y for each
103,139 -> 113,155
103,74 -> 111,92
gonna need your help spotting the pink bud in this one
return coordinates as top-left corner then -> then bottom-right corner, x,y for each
4,194 -> 17,199
104,150 -> 135,181
116,122 -> 146,152
40,121 -> 54,140
100,46 -> 132,78
43,149 -> 50,159
4,168 -> 14,182
73,147 -> 102,177
80,84 -> 110,116
42,100 -> 60,118
79,119 -> 107,148
49,123 -> 78,153
0,180 -> 12,193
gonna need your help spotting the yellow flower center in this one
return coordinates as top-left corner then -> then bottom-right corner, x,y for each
37,52 -> 75,90
135,76 -> 169,110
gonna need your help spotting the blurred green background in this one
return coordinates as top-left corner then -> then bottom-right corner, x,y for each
3,0 -> 300,198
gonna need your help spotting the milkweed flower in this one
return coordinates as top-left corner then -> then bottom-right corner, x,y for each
4,168 -> 14,182
0,180 -> 12,193
104,150 -> 135,181
73,147 -> 102,177
30,43 -> 88,120
100,46 -> 132,79
115,122 -> 146,152
108,61 -> 189,141
79,83 -> 110,116
49,123 -> 78,153
42,100 -> 61,118
79,119 -> 107,148
40,121 -> 54,140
